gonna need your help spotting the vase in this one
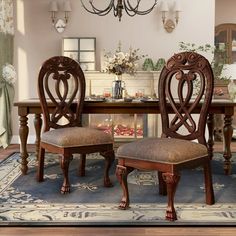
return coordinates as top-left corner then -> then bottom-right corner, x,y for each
112,74 -> 125,99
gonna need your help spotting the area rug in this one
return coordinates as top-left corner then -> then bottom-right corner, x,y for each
0,152 -> 236,225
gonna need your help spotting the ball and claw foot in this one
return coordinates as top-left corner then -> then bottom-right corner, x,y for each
104,178 -> 113,188
165,208 -> 177,221
37,177 -> 44,182
118,197 -> 129,210
60,184 -> 70,194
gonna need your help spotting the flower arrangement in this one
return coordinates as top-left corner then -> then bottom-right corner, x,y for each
2,63 -> 17,85
104,44 -> 146,75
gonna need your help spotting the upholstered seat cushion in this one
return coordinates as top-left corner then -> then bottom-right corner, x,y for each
41,127 -> 113,148
117,138 -> 208,164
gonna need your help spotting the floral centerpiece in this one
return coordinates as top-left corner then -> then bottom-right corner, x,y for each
104,43 -> 146,76
103,43 -> 146,99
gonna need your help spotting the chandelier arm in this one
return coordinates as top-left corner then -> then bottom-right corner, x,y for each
126,0 -> 157,15
135,7 -> 156,15
90,1 -> 114,14
123,0 -> 140,16
124,0 -> 137,17
80,0 -> 158,20
81,0 -> 114,15
113,4 -> 118,17
123,7 -> 137,17
125,0 -> 141,11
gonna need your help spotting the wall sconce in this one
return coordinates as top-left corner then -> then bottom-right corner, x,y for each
49,1 -> 72,33
160,1 -> 181,33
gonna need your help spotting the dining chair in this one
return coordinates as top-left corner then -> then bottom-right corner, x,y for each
115,51 -> 215,221
37,56 -> 115,194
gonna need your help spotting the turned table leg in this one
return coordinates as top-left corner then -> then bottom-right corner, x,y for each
19,115 -> 29,175
207,113 -> 214,160
223,114 -> 233,175
34,114 -> 42,160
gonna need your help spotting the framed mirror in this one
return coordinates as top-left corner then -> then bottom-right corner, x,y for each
62,37 -> 96,71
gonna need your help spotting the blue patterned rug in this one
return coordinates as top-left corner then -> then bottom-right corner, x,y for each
0,152 -> 236,225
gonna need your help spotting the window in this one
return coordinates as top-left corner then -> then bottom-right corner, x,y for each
62,37 -> 96,71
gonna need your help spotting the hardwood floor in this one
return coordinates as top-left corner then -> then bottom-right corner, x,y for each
0,227 -> 236,236
1,143 -> 236,235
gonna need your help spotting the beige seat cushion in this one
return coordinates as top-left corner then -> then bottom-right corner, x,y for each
117,138 -> 208,164
41,127 -> 113,148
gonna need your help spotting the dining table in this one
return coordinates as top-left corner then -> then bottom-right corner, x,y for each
14,98 -> 236,176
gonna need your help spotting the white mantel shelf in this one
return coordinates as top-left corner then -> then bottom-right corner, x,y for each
84,71 -> 160,97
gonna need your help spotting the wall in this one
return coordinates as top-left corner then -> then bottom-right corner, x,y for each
215,0 -> 236,26
12,0 -> 215,142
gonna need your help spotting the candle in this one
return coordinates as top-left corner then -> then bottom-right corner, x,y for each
89,80 -> 92,96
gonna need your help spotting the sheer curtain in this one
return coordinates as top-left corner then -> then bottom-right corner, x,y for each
0,0 -> 15,148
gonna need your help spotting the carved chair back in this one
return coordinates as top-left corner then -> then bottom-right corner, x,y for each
158,51 -> 214,145
38,56 -> 85,132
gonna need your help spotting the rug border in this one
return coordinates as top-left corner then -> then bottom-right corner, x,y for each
1,152 -> 236,226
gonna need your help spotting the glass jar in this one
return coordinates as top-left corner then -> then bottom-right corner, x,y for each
112,75 -> 125,99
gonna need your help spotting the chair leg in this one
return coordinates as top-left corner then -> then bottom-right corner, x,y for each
78,154 -> 86,176
100,150 -> 115,187
204,159 -> 215,205
116,165 -> 133,210
162,172 -> 180,221
37,147 -> 45,182
158,171 -> 167,195
60,154 -> 72,194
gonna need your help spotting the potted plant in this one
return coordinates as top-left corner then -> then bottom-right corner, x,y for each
179,42 -> 230,97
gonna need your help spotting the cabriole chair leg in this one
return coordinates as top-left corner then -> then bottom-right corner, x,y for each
78,154 -> 86,177
204,160 -> 215,205
158,171 -> 167,196
163,172 -> 180,221
60,154 -> 72,194
37,147 -> 45,182
101,150 -> 115,187
116,165 -> 134,210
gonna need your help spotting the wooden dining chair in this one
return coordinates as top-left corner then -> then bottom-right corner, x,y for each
37,56 -> 115,194
116,51 -> 215,221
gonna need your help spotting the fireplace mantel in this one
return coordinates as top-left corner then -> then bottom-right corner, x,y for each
83,71 -> 161,139
84,71 -> 160,97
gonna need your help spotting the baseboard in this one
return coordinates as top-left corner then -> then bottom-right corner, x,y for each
11,135 -> 36,144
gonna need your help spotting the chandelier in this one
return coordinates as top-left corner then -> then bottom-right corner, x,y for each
80,0 -> 158,21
